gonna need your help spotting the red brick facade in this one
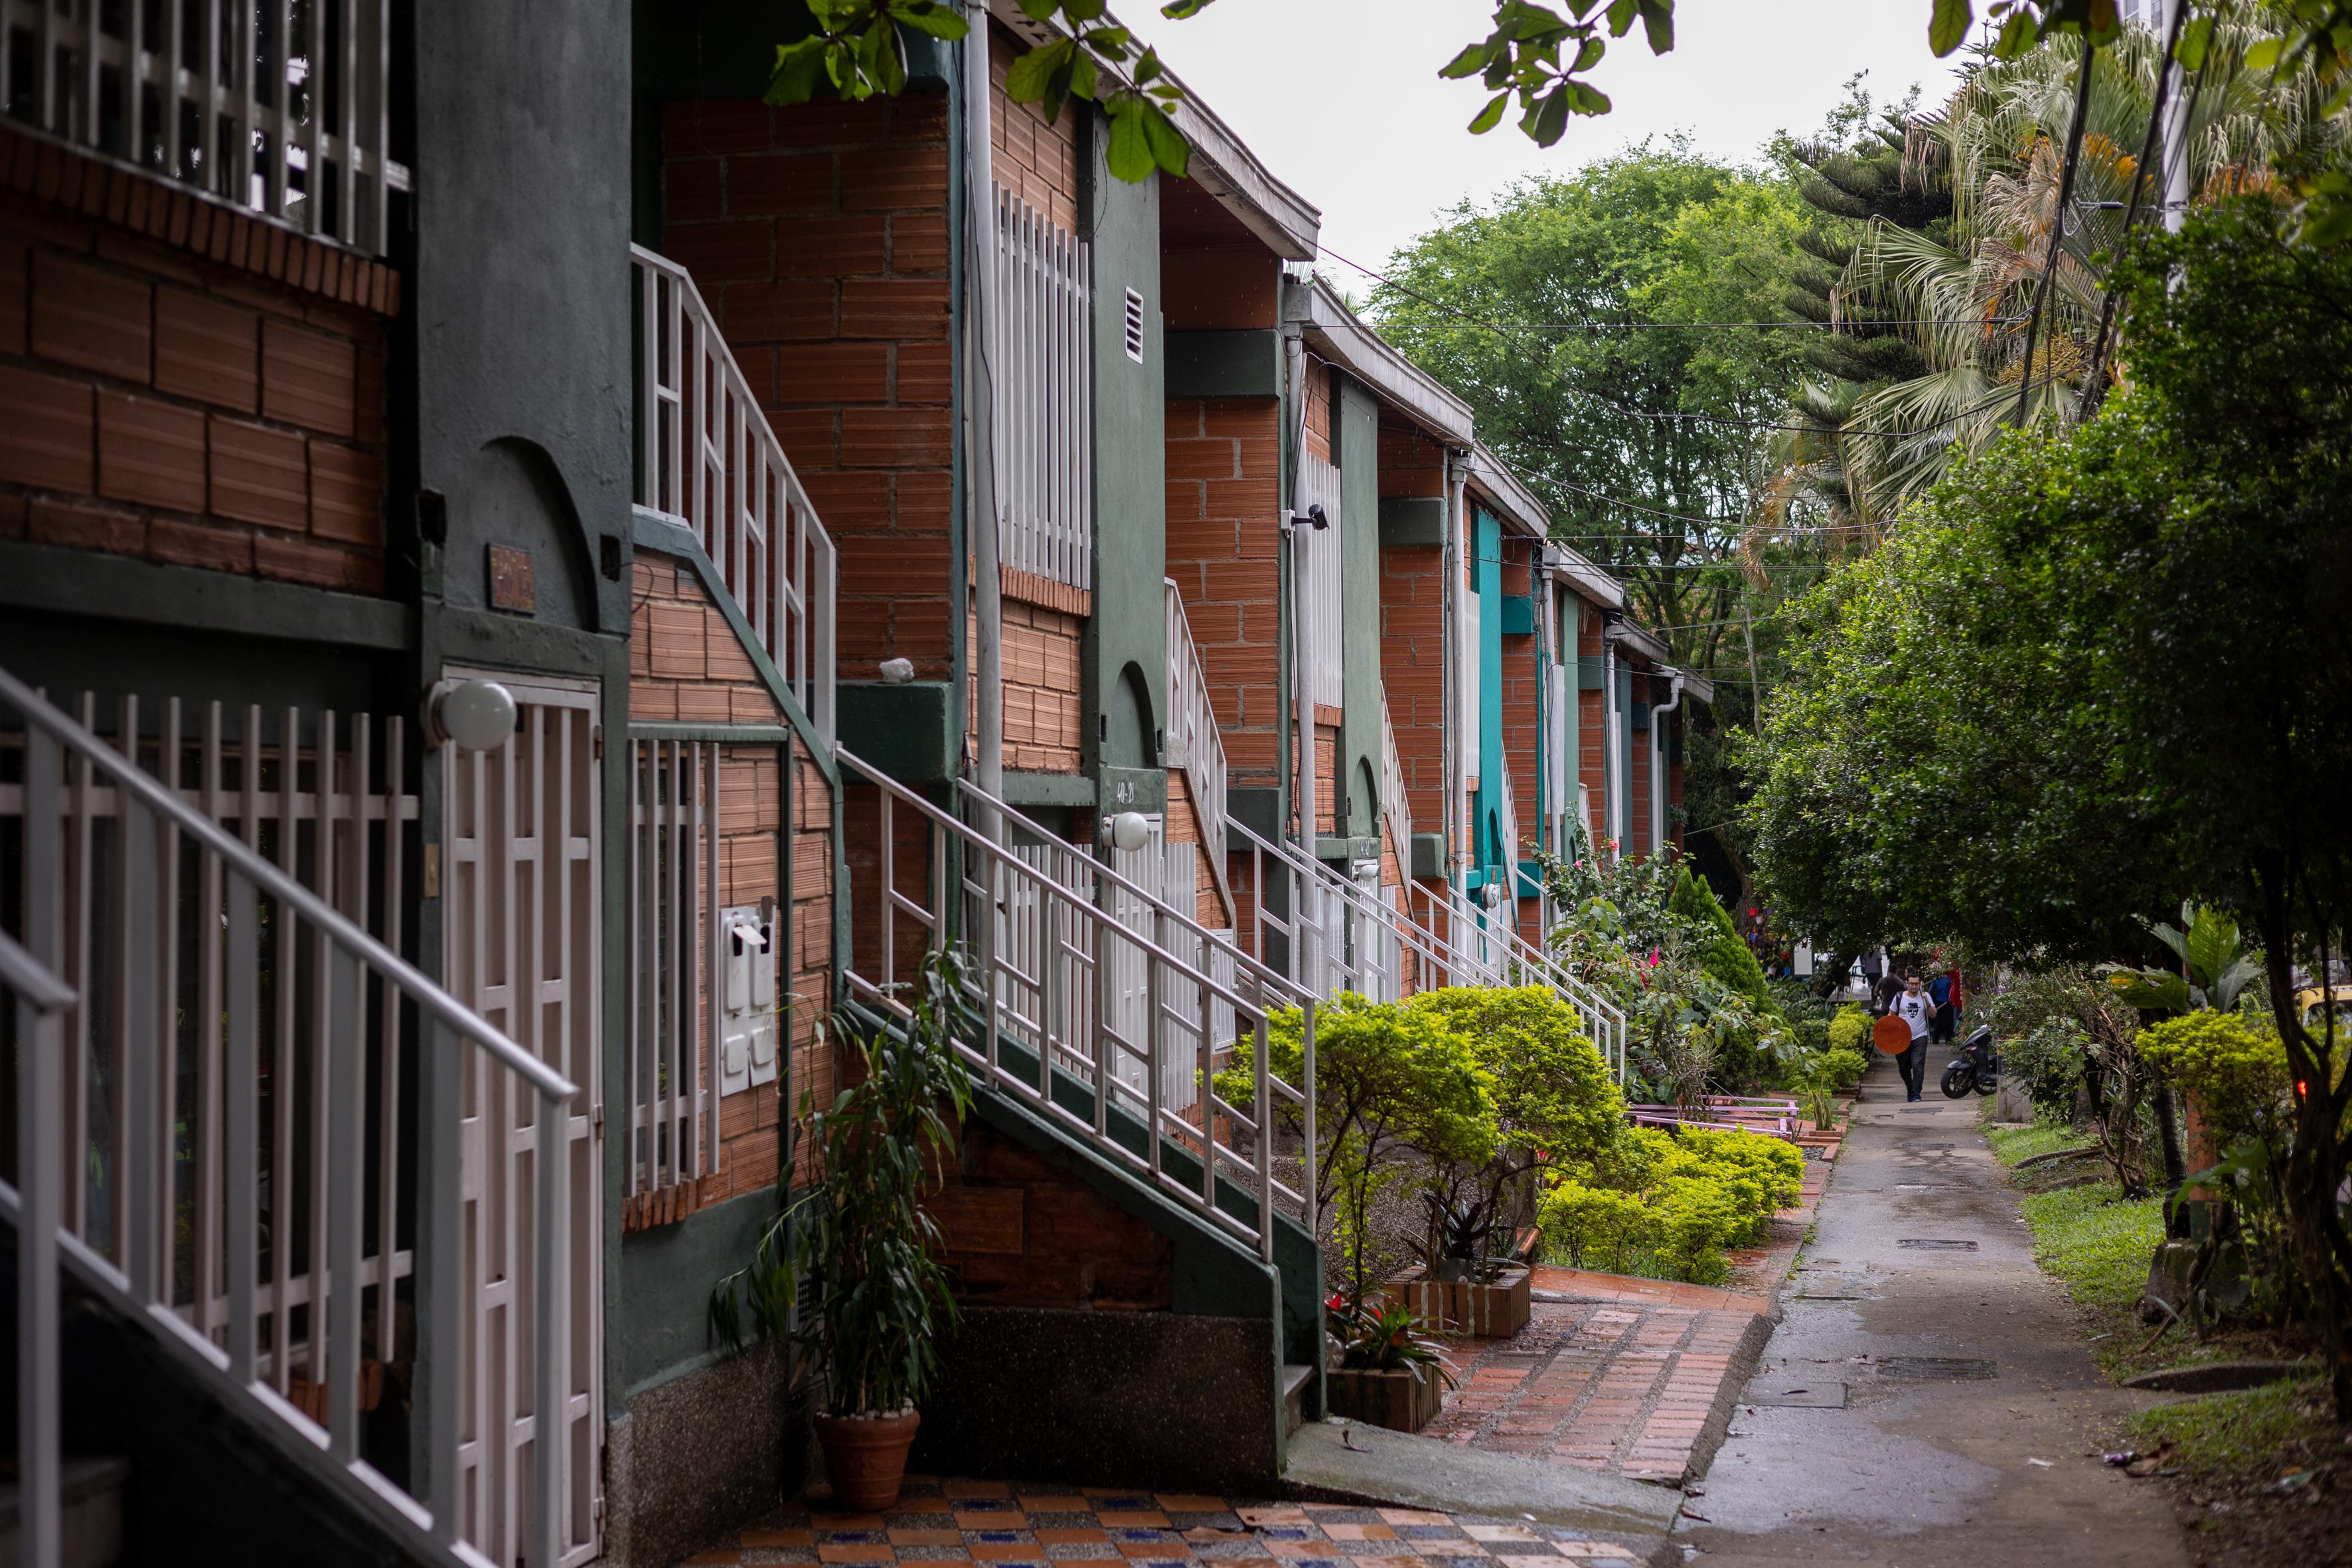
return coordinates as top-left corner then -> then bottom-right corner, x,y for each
663,92 -> 955,682
627,552 -> 837,1215
1377,423 -> 1449,837
927,1117 -> 1174,1310
1,133 -> 393,595
1165,397 -> 1282,786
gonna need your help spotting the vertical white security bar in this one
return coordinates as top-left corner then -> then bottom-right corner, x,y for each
196,704 -> 226,1340
703,742 -> 722,1183
426,1022 -> 461,1546
270,707 -> 297,1390
336,0 -> 358,242
127,0 -> 147,172
327,943 -> 364,1460
200,0 -> 224,199
310,712 -> 339,1387
377,717 -> 405,1359
298,0 -> 322,232
225,864 -> 260,1386
157,701 -> 185,1302
33,0 -> 58,132
267,0 -> 292,217
21,724 -> 64,1568
119,700 -> 161,1304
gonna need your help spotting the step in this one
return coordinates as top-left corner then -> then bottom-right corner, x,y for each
1282,1362 -> 1314,1437
0,1455 -> 131,1568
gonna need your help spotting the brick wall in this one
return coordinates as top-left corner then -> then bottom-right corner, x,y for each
926,1117 -> 1174,1311
662,92 -> 955,681
1004,597 -> 1083,773
1165,398 -> 1281,787
626,552 -> 836,1215
1378,424 -> 1449,840
1163,769 -> 1228,931
1161,250 -> 1276,331
1304,363 -> 1333,463
1,143 -> 393,595
990,26 -> 1079,230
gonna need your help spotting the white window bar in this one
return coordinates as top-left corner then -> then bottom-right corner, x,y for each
1379,691 -> 1415,880
0,0 -> 404,256
0,666 -> 577,1568
633,244 -> 839,744
627,739 -> 722,1211
840,750 -> 1316,1260
1296,453 -> 1344,712
991,184 -> 1093,592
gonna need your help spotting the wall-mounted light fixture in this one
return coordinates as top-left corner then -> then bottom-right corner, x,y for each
427,678 -> 519,752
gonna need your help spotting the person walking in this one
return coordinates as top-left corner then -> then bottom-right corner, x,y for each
1889,972 -> 1934,1101
1928,965 -> 1957,1048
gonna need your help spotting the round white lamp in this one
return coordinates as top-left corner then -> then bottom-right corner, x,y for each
435,679 -> 518,752
1106,811 -> 1151,854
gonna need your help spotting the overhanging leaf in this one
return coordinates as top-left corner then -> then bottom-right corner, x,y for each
1930,0 -> 1974,56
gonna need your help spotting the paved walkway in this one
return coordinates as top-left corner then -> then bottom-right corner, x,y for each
1675,1056 -> 2184,1567
677,1479 -> 1646,1567
1421,1148 -> 1834,1484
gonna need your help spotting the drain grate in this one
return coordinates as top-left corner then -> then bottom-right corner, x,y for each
1897,1239 -> 1978,1251
1899,1106 -> 1946,1114
1880,1356 -> 1997,1380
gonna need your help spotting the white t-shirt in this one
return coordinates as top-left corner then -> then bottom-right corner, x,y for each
1891,990 -> 1932,1041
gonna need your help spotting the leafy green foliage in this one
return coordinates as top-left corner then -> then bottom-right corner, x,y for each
1328,1298 -> 1460,1387
1539,1123 -> 1801,1284
2126,1378 -> 2340,1482
2104,902 -> 2265,1016
1826,1004 -> 1872,1057
2138,1013 -> 2294,1152
2020,1179 -> 2167,1316
1439,1 -> 1675,145
710,953 -> 975,1417
1669,868 -> 1775,1014
767,0 -> 969,109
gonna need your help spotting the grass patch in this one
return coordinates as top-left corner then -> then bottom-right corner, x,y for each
1986,1118 -> 2089,1167
2019,1181 -> 2165,1312
2126,1379 -> 2334,1482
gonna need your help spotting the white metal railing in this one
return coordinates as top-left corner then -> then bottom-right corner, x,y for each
992,185 -> 1092,591
627,738 -> 720,1211
1298,453 -> 1344,712
1495,745 -> 1524,892
1229,815 -> 1473,1007
634,244 -> 838,742
1379,692 -> 1414,874
1164,580 -> 1229,882
1,928 -> 70,1568
0,667 -> 580,1568
1,0 -> 404,255
838,751 -> 1312,1259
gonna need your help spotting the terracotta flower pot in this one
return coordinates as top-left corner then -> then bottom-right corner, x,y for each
814,1409 -> 922,1511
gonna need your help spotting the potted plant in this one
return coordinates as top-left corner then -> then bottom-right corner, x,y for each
711,953 -> 974,1510
1324,1296 -> 1456,1432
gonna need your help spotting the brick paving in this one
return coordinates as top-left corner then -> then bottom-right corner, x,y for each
676,1479 -> 1642,1567
1420,1144 -> 1836,1484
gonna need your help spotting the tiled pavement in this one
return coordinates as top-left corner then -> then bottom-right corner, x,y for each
676,1480 -> 1642,1567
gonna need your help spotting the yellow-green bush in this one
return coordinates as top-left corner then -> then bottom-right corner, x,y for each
1827,1003 -> 1872,1056
2136,1011 -> 2292,1148
1537,1123 -> 1801,1284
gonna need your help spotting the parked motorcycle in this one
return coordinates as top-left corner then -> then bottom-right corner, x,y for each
1940,1022 -> 1999,1099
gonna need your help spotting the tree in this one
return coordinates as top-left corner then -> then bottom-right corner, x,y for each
1746,199 -> 2352,1415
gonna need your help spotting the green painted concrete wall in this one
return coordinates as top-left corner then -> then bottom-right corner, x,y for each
1081,110 -> 1167,799
1336,378 -> 1382,842
1469,506 -> 1505,880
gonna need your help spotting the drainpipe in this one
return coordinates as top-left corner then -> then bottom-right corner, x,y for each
963,9 -> 1003,822
1442,450 -> 1467,894
2160,0 -> 2190,242
1650,668 -> 1686,857
1600,618 -> 1620,858
1284,319 -> 1315,864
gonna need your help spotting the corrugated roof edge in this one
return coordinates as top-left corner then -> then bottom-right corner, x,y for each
1291,274 -> 1476,445
984,0 -> 1321,260
1544,544 -> 1626,612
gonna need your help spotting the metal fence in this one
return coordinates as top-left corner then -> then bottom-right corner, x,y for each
1297,453 -> 1344,712
1164,580 -> 1229,876
0,666 -> 580,1568
634,244 -> 838,743
838,751 -> 1313,1260
1,0 -> 404,254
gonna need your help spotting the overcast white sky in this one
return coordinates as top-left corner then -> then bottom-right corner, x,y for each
1128,0 -> 1968,283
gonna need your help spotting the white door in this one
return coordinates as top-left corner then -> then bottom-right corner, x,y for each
441,672 -> 603,1567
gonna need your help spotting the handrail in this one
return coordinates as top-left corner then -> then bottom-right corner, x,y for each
2,928 -> 68,1568
1164,580 -> 1233,908
633,244 -> 838,743
1226,813 -> 1466,1003
0,667 -> 577,1568
838,750 -> 1316,1259
1378,692 -> 1414,868
0,666 -> 570,1099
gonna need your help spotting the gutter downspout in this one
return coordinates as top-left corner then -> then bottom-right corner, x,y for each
1600,617 -> 1620,859
1650,668 -> 1687,858
1442,450 -> 1466,894
963,9 -> 1003,824
1284,319 -> 1315,866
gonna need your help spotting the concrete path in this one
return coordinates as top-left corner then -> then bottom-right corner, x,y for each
1675,1056 -> 2183,1568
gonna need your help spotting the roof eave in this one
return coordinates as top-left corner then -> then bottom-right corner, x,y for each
1290,275 -> 1474,445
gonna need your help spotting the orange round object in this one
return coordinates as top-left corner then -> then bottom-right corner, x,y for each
1872,1014 -> 1914,1056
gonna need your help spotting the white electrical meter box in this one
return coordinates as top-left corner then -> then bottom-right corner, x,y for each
718,903 -> 779,1095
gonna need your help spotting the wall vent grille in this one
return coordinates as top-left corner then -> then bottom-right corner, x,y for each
1123,287 -> 1147,363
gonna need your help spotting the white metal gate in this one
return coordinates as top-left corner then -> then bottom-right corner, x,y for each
440,674 -> 601,1567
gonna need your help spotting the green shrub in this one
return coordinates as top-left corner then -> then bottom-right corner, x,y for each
1405,986 -> 1625,1166
1668,870 -> 1776,1014
1820,1047 -> 1867,1090
1650,1176 -> 1747,1283
1826,1004 -> 1872,1056
2135,1010 -> 2293,1149
1537,1181 -> 1654,1272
